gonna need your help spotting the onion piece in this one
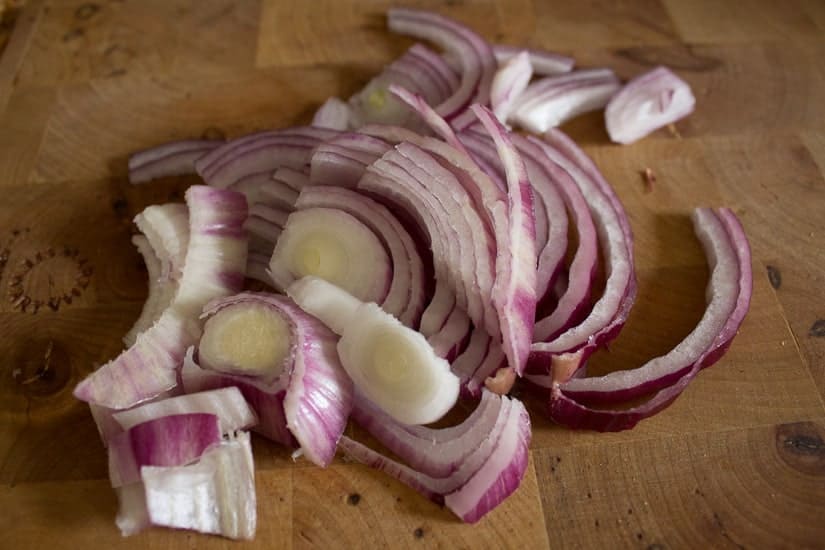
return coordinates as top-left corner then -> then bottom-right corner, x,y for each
606,66 -> 696,145
272,166 -> 312,191
510,69 -> 621,133
310,133 -> 391,188
113,387 -> 257,433
194,292 -> 353,467
387,8 -> 496,119
140,432 -> 256,540
128,140 -> 223,184
549,208 -> 752,431
229,172 -> 299,209
108,413 -> 222,487
312,97 -> 353,130
471,105 -> 538,378
493,45 -> 575,76
245,250 -> 274,287
288,276 -> 458,425
124,236 -> 177,347
427,304 -> 471,361
490,51 -> 533,122
419,281 -> 456,337
269,207 -> 393,304
73,187 -> 248,409
339,393 -> 530,523
295,185 -> 427,327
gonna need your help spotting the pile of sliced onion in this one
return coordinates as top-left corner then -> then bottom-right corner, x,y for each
72,6 -> 750,540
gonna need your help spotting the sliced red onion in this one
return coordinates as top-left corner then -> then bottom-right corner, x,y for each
312,97 -> 354,130
427,304 -> 471,361
181,351 -> 294,447
113,387 -> 257,433
74,187 -> 248,409
244,216 -> 282,248
529,133 -> 635,380
296,185 -> 426,327
272,166 -> 311,191
388,8 -> 496,119
339,393 -> 530,523
128,140 -> 223,184
419,281 -> 456,337
452,328 -> 492,389
490,51 -> 532,122
196,292 -> 353,466
108,413 -> 222,487
606,66 -> 696,145
471,105 -> 538,378
493,45 -> 575,76
549,208 -> 752,431
408,43 -> 460,93
229,172 -> 299,209
516,135 -> 597,337
510,69 -> 621,133
124,236 -> 176,347
133,203 -> 190,282
389,85 -> 471,156
269,207 -> 393,304
465,340 -> 507,397
308,133 -> 391,188
140,432 -> 256,540
351,390 -> 503,477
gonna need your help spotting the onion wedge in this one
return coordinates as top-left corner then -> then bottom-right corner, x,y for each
128,140 -> 223,184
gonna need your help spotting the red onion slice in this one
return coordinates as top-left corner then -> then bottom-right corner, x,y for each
108,413 -> 222,487
549,208 -> 752,431
493,45 -> 575,76
310,133 -> 391,188
427,304 -> 472,361
128,140 -> 223,184
420,281 -> 457,337
490,51 -> 532,122
388,8 -> 496,119
510,69 -> 621,133
191,292 -> 353,466
471,105 -> 538,378
606,66 -> 696,145
312,97 -> 353,130
272,166 -> 311,191
408,43 -> 460,93
296,185 -> 427,327
74,187 -> 248,409
125,235 -> 177,348
113,386 -> 257,433
245,250 -> 274,287
133,203 -> 190,282
229,172 -> 299,209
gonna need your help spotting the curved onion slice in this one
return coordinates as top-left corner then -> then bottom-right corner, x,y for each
74,187 -> 248,409
549,208 -> 752,431
510,69 -> 621,133
128,140 -> 223,184
490,50 -> 532,122
288,276 -> 459,425
269,207 -> 392,304
125,236 -> 176,347
420,281 -> 456,337
606,66 -> 696,145
339,393 -> 530,523
310,133 -> 391,188
388,8 -> 496,119
493,45 -> 575,76
113,387 -> 257,433
108,413 -> 222,487
229,172 -> 299,209
296,185 -> 427,327
134,203 -> 190,282
427,304 -> 471,361
529,133 -> 635,381
312,97 -> 353,130
189,292 -> 353,466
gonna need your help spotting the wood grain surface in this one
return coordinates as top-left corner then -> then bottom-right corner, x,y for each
1,1 -> 824,549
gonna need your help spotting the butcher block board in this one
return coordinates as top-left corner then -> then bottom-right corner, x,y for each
1,1 -> 824,548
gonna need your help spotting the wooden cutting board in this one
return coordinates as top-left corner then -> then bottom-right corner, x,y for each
1,1 -> 824,548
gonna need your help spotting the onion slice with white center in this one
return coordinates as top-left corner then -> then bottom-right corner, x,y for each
606,66 -> 696,145
548,208 -> 752,431
74,187 -> 248,409
128,140 -> 223,184
288,276 -> 459,425
510,69 -> 621,133
269,207 -> 393,304
295,185 -> 426,327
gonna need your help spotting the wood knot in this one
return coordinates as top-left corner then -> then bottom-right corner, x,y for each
5,245 -> 92,313
775,422 -> 825,476
11,340 -> 72,398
